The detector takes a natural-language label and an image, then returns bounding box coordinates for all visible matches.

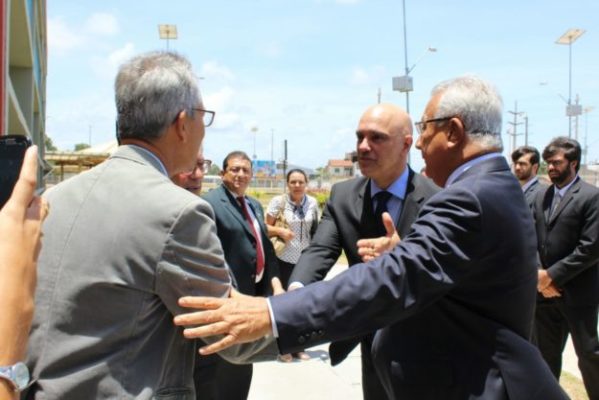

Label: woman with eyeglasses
[266,169,319,360]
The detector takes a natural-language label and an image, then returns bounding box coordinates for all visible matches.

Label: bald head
[356,103,413,188]
[360,103,413,137]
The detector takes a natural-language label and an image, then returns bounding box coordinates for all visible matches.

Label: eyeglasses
[182,159,212,176]
[415,116,454,135]
[172,108,216,127]
[193,108,216,127]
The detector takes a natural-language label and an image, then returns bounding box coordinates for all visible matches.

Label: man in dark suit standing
[511,145,547,207]
[532,137,599,399]
[175,76,566,400]
[288,103,438,399]
[200,150,280,400]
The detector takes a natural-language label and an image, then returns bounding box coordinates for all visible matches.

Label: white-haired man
[24,52,275,399]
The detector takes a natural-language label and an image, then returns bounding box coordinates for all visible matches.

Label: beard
[549,167,573,186]
[515,169,531,182]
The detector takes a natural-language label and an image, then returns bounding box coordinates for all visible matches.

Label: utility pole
[524,115,529,146]
[507,101,524,154]
[377,87,381,104]
[283,140,288,193]
[574,94,581,141]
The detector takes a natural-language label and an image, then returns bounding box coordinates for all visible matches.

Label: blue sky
[46,0,599,171]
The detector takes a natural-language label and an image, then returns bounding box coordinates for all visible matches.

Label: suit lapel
[247,198,268,239]
[548,178,580,224]
[219,186,254,237]
[397,169,423,237]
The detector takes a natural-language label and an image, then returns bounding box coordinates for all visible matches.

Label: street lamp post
[158,24,178,50]
[392,0,437,114]
[556,28,585,138]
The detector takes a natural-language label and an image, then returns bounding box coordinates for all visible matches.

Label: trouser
[194,353,253,400]
[534,299,599,400]
[361,334,390,400]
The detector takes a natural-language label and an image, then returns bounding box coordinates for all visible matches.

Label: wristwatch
[0,362,30,392]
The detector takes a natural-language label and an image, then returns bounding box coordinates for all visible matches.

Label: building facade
[1,0,47,181]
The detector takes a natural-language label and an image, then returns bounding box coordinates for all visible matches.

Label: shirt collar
[554,175,578,197]
[370,167,409,200]
[129,144,168,176]
[522,176,539,193]
[445,152,503,187]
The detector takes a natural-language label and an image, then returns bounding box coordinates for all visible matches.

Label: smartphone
[0,135,32,209]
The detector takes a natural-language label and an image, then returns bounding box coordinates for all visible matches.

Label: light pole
[392,0,437,114]
[555,28,585,138]
[251,126,258,160]
[158,24,178,50]
[583,106,594,165]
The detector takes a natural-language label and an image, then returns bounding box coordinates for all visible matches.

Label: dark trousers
[360,334,390,400]
[277,258,295,289]
[194,354,253,400]
[534,299,599,399]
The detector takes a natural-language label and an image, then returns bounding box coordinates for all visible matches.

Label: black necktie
[374,191,392,235]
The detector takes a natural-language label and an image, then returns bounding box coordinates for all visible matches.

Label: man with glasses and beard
[532,137,599,399]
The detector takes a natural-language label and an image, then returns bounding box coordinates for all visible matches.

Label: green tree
[74,143,91,151]
[45,135,57,151]
[208,164,221,175]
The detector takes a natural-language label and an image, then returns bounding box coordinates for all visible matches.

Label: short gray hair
[431,75,503,151]
[115,51,202,140]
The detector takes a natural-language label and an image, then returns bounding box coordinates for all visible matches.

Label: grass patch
[560,371,588,400]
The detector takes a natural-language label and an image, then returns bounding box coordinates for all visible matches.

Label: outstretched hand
[174,278,282,355]
[356,212,400,262]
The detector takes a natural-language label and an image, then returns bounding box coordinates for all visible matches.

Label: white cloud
[200,61,235,81]
[85,12,119,36]
[90,42,136,80]
[204,86,240,130]
[48,17,85,55]
[108,43,135,68]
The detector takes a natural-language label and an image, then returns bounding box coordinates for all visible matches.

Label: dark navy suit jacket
[271,157,566,400]
[203,184,279,296]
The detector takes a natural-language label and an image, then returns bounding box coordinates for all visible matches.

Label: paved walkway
[248,264,583,399]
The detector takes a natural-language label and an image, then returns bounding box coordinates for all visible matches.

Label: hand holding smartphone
[0,135,32,209]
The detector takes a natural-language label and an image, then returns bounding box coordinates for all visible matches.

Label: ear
[446,117,465,149]
[173,110,189,142]
[402,133,413,153]
[532,163,539,175]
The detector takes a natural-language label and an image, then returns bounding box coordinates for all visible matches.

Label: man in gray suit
[288,103,439,400]
[24,52,274,399]
[511,145,546,207]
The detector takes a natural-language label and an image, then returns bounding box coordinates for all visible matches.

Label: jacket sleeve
[156,198,278,363]
[547,189,599,286]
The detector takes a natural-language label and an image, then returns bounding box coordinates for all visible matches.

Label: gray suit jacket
[25,145,275,400]
[523,178,547,208]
